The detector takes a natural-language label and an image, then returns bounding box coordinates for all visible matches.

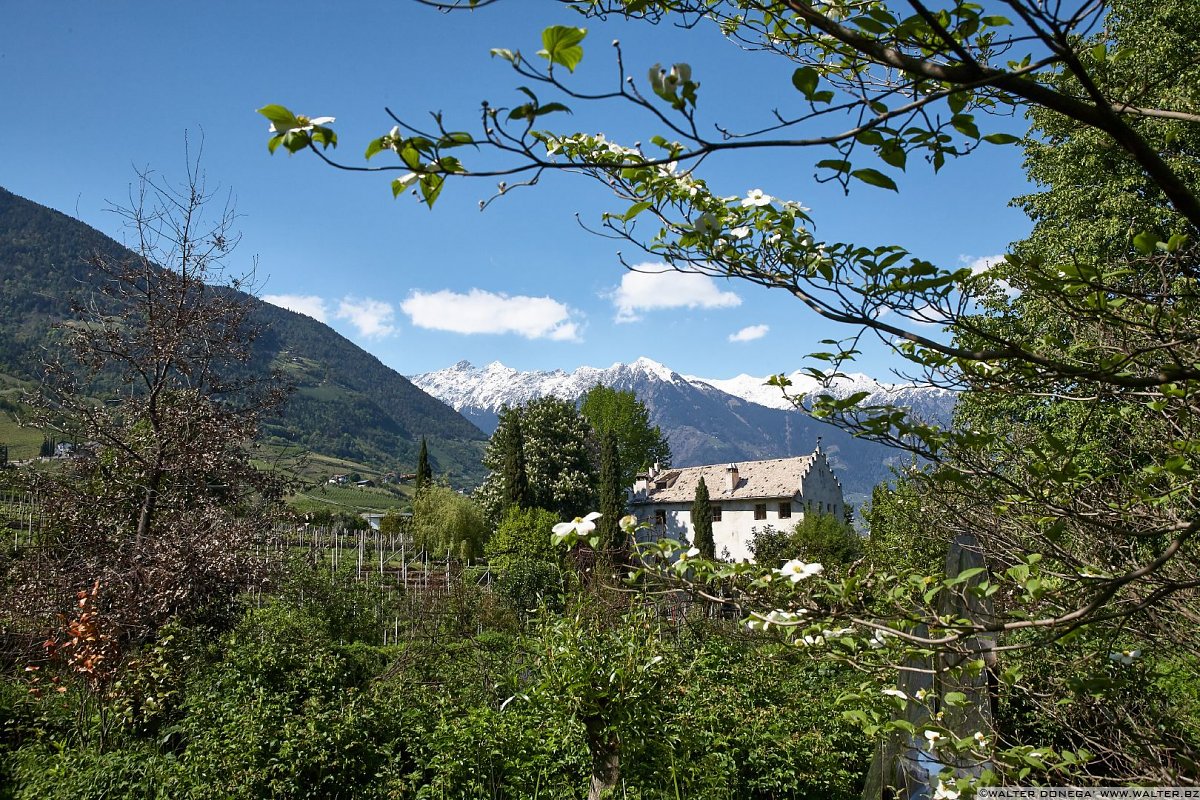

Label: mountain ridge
[410,358,956,504]
[0,186,488,485]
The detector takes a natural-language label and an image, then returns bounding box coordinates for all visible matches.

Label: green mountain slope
[0,186,487,485]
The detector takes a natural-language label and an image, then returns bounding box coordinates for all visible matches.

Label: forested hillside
[0,187,487,484]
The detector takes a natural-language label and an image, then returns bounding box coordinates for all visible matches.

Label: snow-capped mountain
[409,357,956,505]
[686,369,956,427]
[410,357,697,431]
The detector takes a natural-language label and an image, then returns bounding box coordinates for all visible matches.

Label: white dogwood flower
[1109,649,1142,665]
[268,114,335,134]
[552,512,602,544]
[741,188,773,207]
[775,559,824,582]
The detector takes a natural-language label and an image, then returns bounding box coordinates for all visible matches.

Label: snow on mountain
[682,371,873,410]
[685,369,956,424]
[412,358,953,425]
[409,357,957,507]
[409,357,697,431]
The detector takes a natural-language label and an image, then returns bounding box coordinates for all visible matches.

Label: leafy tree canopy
[412,484,488,560]
[579,385,670,489]
[477,396,597,523]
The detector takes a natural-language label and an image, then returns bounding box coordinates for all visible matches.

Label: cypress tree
[501,415,530,510]
[415,437,432,491]
[597,430,625,550]
[691,477,715,559]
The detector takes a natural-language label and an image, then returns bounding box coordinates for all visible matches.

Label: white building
[628,447,845,561]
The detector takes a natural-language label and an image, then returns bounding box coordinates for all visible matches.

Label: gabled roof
[631,453,831,504]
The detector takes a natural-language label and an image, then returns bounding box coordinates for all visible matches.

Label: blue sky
[4,2,1032,380]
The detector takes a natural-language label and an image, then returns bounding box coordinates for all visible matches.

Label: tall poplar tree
[415,436,432,491]
[597,430,625,550]
[691,477,714,559]
[501,414,530,510]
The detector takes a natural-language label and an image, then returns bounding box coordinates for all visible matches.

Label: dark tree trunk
[584,716,620,800]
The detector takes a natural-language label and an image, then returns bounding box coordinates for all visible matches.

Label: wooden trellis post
[861,531,994,800]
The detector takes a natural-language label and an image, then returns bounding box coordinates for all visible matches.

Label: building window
[754,503,767,520]
[711,504,722,522]
[654,510,667,526]
[778,501,792,519]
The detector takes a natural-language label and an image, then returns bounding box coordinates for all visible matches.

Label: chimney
[725,463,739,493]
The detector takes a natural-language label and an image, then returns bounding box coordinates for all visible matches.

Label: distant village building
[628,446,845,562]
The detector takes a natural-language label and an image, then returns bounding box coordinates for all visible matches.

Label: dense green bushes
[0,561,872,799]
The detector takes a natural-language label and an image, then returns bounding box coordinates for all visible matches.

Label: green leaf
[534,102,572,117]
[508,104,535,121]
[490,48,518,63]
[257,104,298,131]
[282,131,309,154]
[816,159,851,174]
[438,132,475,148]
[951,114,980,139]
[623,201,653,221]
[538,26,587,73]
[398,144,423,170]
[365,137,386,160]
[983,132,1021,145]
[420,173,446,208]
[391,174,419,198]
[855,16,888,35]
[851,168,899,192]
[879,141,907,170]
[309,127,336,149]
[1090,43,1107,62]
[1133,231,1160,254]
[1006,564,1030,584]
[792,66,819,98]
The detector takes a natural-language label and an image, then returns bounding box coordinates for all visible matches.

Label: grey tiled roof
[631,454,824,504]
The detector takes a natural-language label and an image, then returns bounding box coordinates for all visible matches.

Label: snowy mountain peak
[410,358,954,425]
[628,356,676,381]
[408,357,958,505]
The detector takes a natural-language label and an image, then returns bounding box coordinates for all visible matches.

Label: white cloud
[335,297,397,339]
[262,294,329,322]
[960,253,1018,297]
[962,254,1006,275]
[400,289,582,341]
[610,266,742,322]
[728,324,769,343]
